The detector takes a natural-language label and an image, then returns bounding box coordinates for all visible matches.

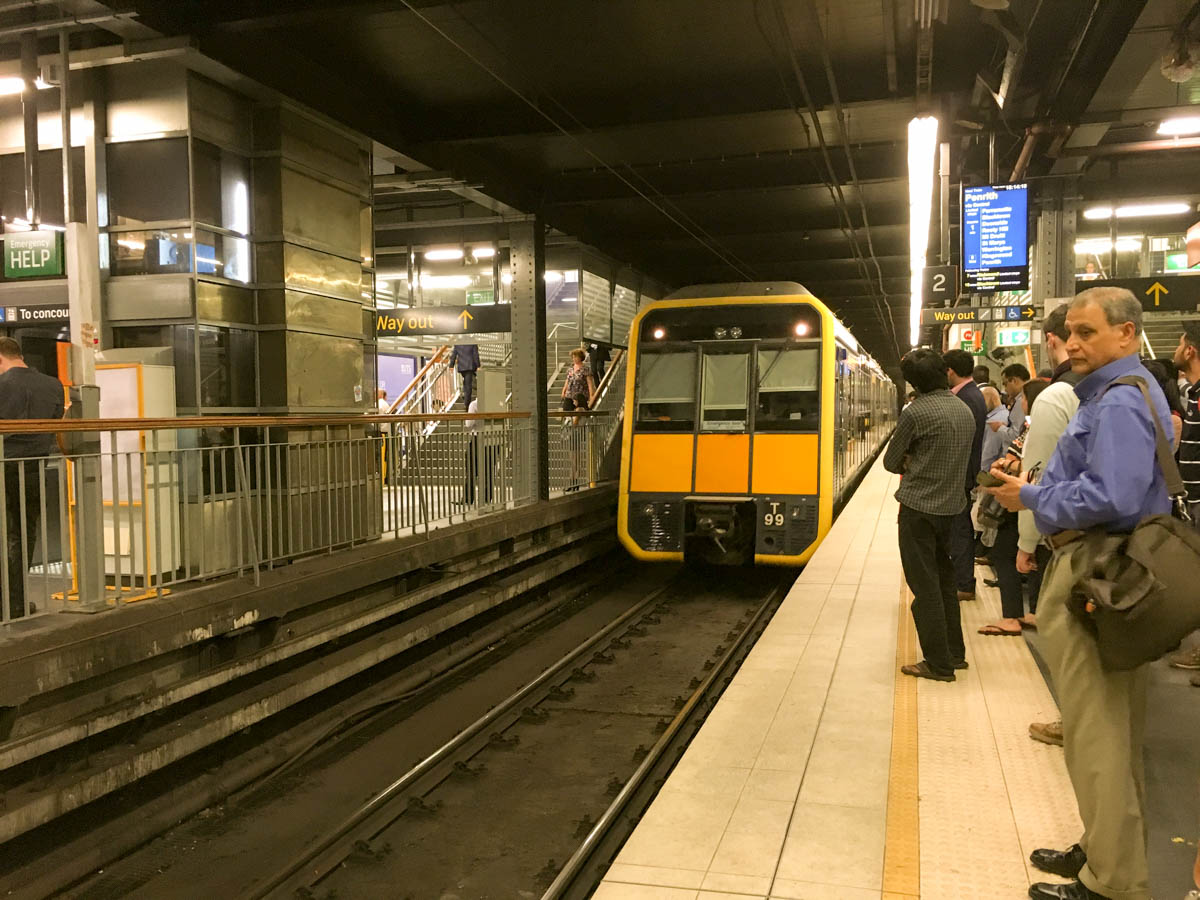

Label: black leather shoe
[1030,843,1086,878]
[1028,881,1108,900]
[952,659,969,670]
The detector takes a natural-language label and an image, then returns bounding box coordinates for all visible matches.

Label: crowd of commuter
[886,287,1200,900]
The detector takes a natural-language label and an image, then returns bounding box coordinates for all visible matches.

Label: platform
[597,456,1194,899]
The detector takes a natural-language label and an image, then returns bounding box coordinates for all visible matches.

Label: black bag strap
[1108,376,1191,521]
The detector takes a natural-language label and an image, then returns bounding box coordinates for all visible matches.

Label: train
[617,282,896,566]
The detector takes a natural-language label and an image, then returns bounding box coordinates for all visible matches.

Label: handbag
[1069,375,1200,671]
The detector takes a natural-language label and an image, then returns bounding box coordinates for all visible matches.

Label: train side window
[700,351,749,431]
[635,350,696,431]
[755,347,819,432]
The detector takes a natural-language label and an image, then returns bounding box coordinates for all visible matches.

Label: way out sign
[4,229,63,278]
[375,303,511,337]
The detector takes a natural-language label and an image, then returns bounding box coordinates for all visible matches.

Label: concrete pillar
[509,220,548,502]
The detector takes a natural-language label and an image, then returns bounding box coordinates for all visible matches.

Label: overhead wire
[442,3,761,283]
[761,0,902,358]
[799,0,904,356]
[395,0,758,282]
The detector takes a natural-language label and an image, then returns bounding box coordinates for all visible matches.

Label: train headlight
[714,327,727,339]
[794,322,810,336]
[729,326,743,339]
[652,327,666,340]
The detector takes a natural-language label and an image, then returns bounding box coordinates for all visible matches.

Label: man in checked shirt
[883,347,976,682]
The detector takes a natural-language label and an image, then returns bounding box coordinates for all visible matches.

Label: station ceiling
[8,0,1200,369]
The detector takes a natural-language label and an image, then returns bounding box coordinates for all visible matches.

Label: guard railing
[0,410,619,626]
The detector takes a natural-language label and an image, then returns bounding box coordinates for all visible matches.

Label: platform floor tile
[599,458,1079,899]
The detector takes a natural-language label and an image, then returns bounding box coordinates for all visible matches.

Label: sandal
[978,623,1022,636]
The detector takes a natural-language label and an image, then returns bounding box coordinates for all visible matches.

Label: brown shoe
[1029,720,1063,746]
[957,590,977,602]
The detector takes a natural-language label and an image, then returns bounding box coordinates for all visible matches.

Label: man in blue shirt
[987,287,1170,900]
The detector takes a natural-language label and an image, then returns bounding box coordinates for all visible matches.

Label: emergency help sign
[4,230,63,278]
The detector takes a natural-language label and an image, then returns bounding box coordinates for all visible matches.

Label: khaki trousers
[1040,539,1150,900]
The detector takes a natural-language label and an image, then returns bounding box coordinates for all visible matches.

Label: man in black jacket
[944,349,987,601]
[0,337,64,620]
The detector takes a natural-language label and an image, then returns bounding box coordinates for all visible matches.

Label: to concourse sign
[1076,275,1200,313]
[375,303,511,337]
[921,304,1036,326]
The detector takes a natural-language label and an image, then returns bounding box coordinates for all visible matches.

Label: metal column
[1032,190,1077,371]
[68,66,106,609]
[509,219,548,502]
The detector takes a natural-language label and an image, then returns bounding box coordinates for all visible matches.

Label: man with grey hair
[986,287,1171,900]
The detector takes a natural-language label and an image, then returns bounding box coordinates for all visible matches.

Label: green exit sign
[996,327,1031,347]
[466,289,494,306]
[4,230,63,278]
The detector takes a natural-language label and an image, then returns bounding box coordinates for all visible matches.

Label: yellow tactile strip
[882,580,920,897]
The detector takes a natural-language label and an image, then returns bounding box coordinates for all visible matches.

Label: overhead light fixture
[544,270,563,283]
[471,246,496,259]
[0,76,51,96]
[1082,202,1190,219]
[1157,116,1200,137]
[907,115,939,347]
[424,248,463,261]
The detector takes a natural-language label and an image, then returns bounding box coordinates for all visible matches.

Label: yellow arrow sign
[1146,281,1169,306]
[457,309,474,327]
[1021,306,1035,319]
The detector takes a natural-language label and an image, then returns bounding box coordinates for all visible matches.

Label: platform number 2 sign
[923,265,958,306]
[764,502,784,527]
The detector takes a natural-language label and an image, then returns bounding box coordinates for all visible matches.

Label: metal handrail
[589,349,625,408]
[388,345,450,414]
[0,412,532,434]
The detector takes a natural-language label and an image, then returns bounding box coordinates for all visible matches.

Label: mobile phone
[976,470,1005,488]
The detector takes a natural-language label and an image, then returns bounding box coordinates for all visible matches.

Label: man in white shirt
[1020,305,1081,749]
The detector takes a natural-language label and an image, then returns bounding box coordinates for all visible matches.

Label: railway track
[50,567,786,900]
[250,570,785,899]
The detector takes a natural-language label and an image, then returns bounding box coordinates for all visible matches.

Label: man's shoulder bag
[1069,375,1200,671]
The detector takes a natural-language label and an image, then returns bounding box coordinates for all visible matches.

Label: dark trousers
[992,514,1025,619]
[464,437,495,505]
[898,503,964,674]
[1024,543,1050,614]
[5,460,41,620]
[460,370,476,408]
[949,498,976,593]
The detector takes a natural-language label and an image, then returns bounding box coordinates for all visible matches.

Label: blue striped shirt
[1019,354,1172,534]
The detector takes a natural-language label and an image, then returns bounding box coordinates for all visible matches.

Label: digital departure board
[962,183,1029,293]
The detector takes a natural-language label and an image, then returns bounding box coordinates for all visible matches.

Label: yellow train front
[618,282,896,566]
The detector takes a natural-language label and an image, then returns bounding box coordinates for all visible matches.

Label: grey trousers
[1039,539,1151,900]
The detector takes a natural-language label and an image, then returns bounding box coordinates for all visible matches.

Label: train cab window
[700,351,749,431]
[635,350,696,431]
[754,347,819,432]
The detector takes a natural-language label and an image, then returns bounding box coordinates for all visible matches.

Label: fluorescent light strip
[1157,116,1200,137]
[1082,202,1190,220]
[907,116,939,347]
[424,248,463,261]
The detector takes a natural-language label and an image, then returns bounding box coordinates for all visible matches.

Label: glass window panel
[636,350,696,431]
[192,139,251,234]
[195,228,252,283]
[755,347,820,432]
[110,228,193,276]
[197,325,256,408]
[701,351,748,431]
[107,138,190,226]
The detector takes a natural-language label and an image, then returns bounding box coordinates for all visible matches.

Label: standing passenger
[447,343,480,408]
[562,348,596,409]
[943,350,987,602]
[883,348,976,682]
[987,287,1171,900]
[0,338,65,620]
[1167,324,1200,675]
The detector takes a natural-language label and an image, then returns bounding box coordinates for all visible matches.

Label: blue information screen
[962,183,1029,293]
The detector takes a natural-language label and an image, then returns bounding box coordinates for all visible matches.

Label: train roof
[651,282,890,382]
[663,282,812,301]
